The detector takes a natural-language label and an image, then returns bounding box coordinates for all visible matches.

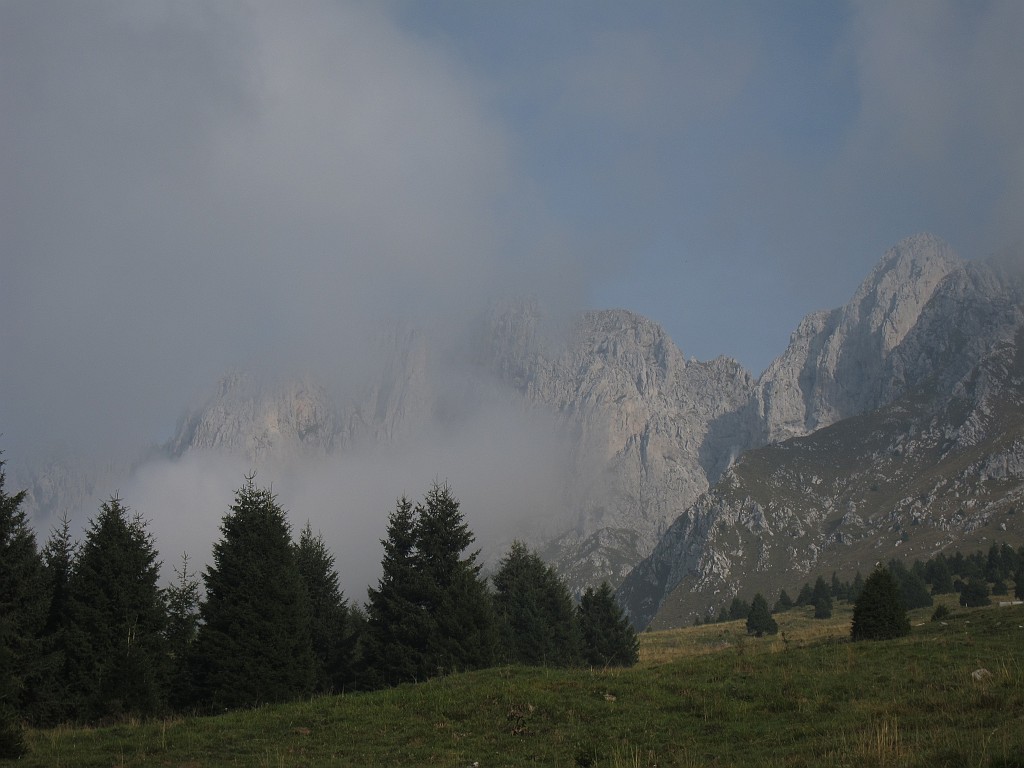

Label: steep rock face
[482,307,757,586]
[756,234,961,442]
[885,257,1024,400]
[168,372,340,462]
[336,327,435,449]
[167,327,437,462]
[620,251,1024,629]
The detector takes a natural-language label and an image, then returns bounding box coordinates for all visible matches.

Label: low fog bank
[120,384,576,602]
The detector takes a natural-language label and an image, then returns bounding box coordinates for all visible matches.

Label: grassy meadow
[13,599,1024,767]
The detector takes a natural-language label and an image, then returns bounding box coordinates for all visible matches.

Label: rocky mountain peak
[755,233,961,442]
[168,371,338,461]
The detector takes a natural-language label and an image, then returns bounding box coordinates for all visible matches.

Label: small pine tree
[889,560,932,609]
[851,567,910,641]
[577,582,638,667]
[850,571,865,602]
[811,576,830,605]
[985,543,1006,582]
[830,572,843,599]
[795,582,814,606]
[728,597,751,621]
[1000,543,1019,576]
[927,558,955,595]
[164,553,200,710]
[813,595,833,619]
[811,577,833,619]
[745,593,778,637]
[959,578,991,608]
[492,541,579,667]
[773,589,794,613]
[191,475,314,710]
[1015,562,1024,600]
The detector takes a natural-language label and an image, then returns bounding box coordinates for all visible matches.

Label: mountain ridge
[13,234,1024,609]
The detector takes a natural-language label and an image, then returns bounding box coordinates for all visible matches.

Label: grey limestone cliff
[620,243,1024,629]
[756,233,961,443]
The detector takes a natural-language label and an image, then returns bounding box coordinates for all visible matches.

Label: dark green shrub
[851,567,910,641]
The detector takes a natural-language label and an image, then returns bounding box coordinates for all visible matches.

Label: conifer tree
[773,589,794,613]
[492,541,580,667]
[32,514,77,725]
[164,553,200,710]
[728,596,751,621]
[830,571,844,599]
[363,496,431,687]
[850,571,865,601]
[959,578,991,608]
[851,567,910,641]
[1015,562,1024,600]
[985,543,1006,581]
[0,455,44,755]
[888,559,932,609]
[926,558,955,594]
[413,482,497,676]
[64,496,169,720]
[795,582,814,606]
[577,582,639,667]
[295,523,351,693]
[810,576,833,618]
[746,593,778,637]
[191,475,313,710]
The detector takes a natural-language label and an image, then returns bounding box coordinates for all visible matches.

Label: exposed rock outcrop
[756,233,961,442]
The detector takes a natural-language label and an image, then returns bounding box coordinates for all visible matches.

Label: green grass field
[14,601,1024,767]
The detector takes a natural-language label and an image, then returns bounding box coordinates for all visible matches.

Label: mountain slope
[619,252,1024,628]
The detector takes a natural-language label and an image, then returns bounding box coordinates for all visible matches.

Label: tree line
[699,542,1024,642]
[0,454,637,757]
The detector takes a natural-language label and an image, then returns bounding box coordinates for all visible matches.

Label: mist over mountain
[13,234,1024,611]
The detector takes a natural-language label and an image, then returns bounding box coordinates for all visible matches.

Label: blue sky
[389,1,1022,369]
[2,0,1023,456]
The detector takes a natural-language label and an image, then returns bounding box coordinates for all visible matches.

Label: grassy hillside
[14,602,1024,767]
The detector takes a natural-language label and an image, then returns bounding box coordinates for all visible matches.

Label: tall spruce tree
[0,454,45,755]
[577,582,639,667]
[811,576,833,619]
[295,523,351,693]
[492,541,580,667]
[364,484,496,687]
[746,593,778,637]
[64,496,169,721]
[851,567,910,641]
[413,482,496,676]
[191,475,314,710]
[363,496,430,687]
[32,513,78,725]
